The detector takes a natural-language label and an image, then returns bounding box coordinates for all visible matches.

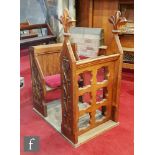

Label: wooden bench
[20,23,57,48]
[20,20,36,39]
[29,43,80,116]
[29,43,62,116]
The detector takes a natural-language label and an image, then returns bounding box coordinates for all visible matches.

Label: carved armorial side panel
[108,11,127,122]
[60,9,78,143]
[29,50,47,117]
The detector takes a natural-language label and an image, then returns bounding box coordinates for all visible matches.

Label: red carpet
[20,53,134,155]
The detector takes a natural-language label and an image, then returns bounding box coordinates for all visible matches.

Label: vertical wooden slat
[90,69,97,127]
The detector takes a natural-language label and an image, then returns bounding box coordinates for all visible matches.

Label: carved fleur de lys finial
[109,11,127,30]
[60,8,76,34]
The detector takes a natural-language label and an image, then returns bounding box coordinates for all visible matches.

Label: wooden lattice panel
[76,61,116,135]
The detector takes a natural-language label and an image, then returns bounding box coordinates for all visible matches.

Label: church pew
[20,23,57,48]
[29,43,62,116]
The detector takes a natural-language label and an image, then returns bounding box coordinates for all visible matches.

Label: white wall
[57,0,75,41]
[20,0,75,41]
[20,0,46,24]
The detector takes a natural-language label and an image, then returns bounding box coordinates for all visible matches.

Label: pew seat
[44,74,61,88]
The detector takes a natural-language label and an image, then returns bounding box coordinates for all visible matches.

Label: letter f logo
[29,138,35,150]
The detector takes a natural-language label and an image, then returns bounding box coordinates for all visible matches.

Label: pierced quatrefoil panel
[96,66,109,82]
[78,92,92,106]
[78,112,91,131]
[95,106,107,122]
[96,87,108,103]
[78,71,92,88]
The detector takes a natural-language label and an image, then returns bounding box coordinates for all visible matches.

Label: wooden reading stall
[30,9,126,147]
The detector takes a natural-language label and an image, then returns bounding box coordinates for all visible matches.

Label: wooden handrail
[20,23,53,35]
[76,54,120,69]
[21,23,48,30]
[32,42,62,50]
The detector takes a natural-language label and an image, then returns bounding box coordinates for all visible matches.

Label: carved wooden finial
[109,11,127,33]
[60,8,76,36]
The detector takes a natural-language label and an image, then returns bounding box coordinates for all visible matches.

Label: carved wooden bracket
[109,11,127,32]
[60,8,76,36]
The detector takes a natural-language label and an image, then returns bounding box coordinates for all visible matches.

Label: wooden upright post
[59,9,78,144]
[108,11,127,121]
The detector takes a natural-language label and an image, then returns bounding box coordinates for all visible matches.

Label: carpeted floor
[20,52,134,155]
